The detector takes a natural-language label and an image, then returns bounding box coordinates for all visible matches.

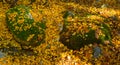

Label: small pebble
[93,46,101,58]
[0,51,6,58]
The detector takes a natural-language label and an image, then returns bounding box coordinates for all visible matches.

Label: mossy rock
[60,11,112,50]
[6,5,46,47]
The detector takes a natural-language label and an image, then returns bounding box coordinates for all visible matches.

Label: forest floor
[0,0,120,65]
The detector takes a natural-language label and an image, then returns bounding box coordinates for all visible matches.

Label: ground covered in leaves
[0,0,120,65]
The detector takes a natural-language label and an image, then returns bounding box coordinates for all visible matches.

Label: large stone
[60,11,112,50]
[6,5,46,47]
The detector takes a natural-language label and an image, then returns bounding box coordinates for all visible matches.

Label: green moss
[60,11,112,50]
[6,5,46,47]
